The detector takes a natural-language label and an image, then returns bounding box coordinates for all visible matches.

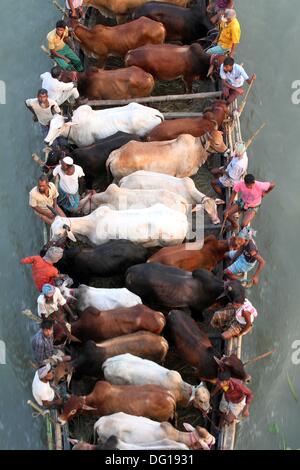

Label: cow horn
[82,404,98,412]
[68,438,79,445]
[66,371,73,389]
[210,119,218,131]
[213,356,223,367]
[47,205,59,217]
[68,334,82,344]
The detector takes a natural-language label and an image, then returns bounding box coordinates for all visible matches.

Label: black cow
[126,263,245,319]
[45,132,141,188]
[167,310,251,382]
[132,0,214,44]
[54,240,148,285]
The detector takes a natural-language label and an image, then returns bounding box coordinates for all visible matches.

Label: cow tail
[105,155,114,184]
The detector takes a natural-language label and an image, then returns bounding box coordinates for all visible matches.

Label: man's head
[38,174,49,194]
[244,174,256,189]
[37,88,48,105]
[223,56,235,73]
[42,283,56,302]
[235,142,246,158]
[56,20,67,37]
[61,156,74,172]
[217,369,232,390]
[38,363,53,382]
[224,9,237,23]
[51,66,62,80]
[41,319,54,338]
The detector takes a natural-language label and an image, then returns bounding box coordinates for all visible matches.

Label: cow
[132,0,213,44]
[82,0,188,17]
[53,333,169,381]
[148,235,239,272]
[125,263,245,318]
[94,412,215,450]
[44,103,164,147]
[147,100,229,141]
[167,310,251,383]
[43,132,142,189]
[53,305,165,343]
[52,240,148,284]
[49,204,189,247]
[103,353,211,412]
[125,43,225,92]
[106,132,227,180]
[58,381,177,424]
[58,66,155,100]
[71,436,189,450]
[58,283,142,311]
[81,184,193,215]
[119,171,225,225]
[72,19,166,66]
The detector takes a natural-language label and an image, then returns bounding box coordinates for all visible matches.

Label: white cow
[103,353,211,412]
[81,184,190,215]
[44,103,164,147]
[71,437,189,450]
[94,412,215,450]
[58,284,142,311]
[50,204,188,247]
[120,171,224,224]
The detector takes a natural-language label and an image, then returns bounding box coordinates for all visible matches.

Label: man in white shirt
[37,283,76,321]
[220,56,256,104]
[32,363,63,408]
[25,89,67,148]
[53,156,92,213]
[211,142,248,195]
[40,66,79,106]
[66,0,84,19]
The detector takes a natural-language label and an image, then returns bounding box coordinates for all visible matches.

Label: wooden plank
[87,91,222,107]
[164,112,203,119]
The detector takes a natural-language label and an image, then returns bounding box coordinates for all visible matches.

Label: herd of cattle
[25,0,253,451]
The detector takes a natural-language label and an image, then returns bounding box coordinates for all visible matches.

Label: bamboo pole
[53,0,66,16]
[245,122,267,150]
[87,91,222,107]
[238,77,255,115]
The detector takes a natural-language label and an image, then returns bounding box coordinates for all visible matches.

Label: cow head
[193,197,225,224]
[193,383,211,413]
[58,395,97,425]
[53,322,81,346]
[214,354,251,383]
[71,436,119,451]
[224,280,246,304]
[182,423,215,450]
[206,130,228,154]
[50,216,77,243]
[207,54,226,79]
[53,360,74,385]
[44,114,77,146]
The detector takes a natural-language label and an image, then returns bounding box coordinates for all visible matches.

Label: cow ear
[214,356,223,367]
[215,199,225,205]
[82,404,97,411]
[67,231,77,242]
[183,423,195,432]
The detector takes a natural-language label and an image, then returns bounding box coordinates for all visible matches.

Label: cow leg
[183,76,193,93]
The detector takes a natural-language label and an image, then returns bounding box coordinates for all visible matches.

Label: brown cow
[54,332,169,382]
[125,43,224,92]
[148,235,240,272]
[83,0,188,17]
[147,100,229,141]
[58,381,176,425]
[59,66,155,100]
[73,18,166,66]
[54,305,166,343]
[167,310,251,383]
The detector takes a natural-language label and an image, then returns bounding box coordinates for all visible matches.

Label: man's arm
[53,199,66,218]
[230,43,238,58]
[68,0,77,17]
[78,176,86,196]
[241,310,253,335]
[32,205,55,218]
[25,100,38,121]
[225,190,237,211]
[50,49,71,63]
[20,256,35,265]
[263,181,276,196]
[42,397,63,408]
[246,74,256,85]
[252,253,266,285]
[63,303,77,321]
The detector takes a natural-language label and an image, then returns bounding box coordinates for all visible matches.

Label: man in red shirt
[214,370,253,426]
[20,247,63,292]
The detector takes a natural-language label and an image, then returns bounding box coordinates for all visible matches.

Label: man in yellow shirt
[47,20,83,71]
[207,9,241,57]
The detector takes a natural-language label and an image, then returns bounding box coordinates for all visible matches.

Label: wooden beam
[164,112,203,119]
[87,91,222,107]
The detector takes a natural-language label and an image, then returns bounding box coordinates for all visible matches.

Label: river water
[0,0,299,450]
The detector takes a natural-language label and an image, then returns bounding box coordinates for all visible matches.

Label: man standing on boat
[29,174,66,225]
[206,9,241,57]
[224,174,276,231]
[66,0,84,19]
[40,66,80,106]
[32,363,63,408]
[214,370,254,426]
[211,142,248,195]
[31,320,55,365]
[47,20,84,72]
[20,246,64,292]
[220,57,256,105]
[207,0,234,25]
[37,284,76,322]
[224,227,266,286]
